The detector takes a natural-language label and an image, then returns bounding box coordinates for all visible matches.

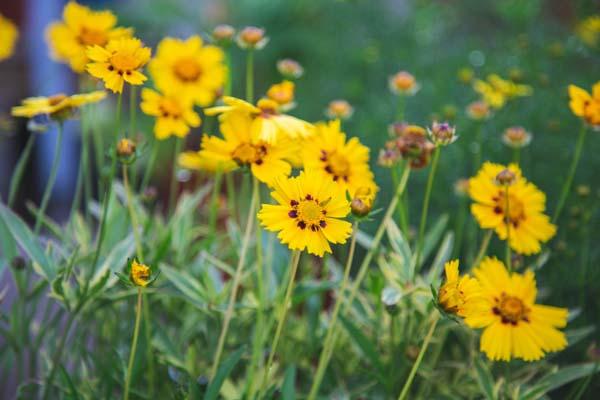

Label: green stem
[246,50,254,103]
[415,146,441,269]
[129,86,139,185]
[225,49,232,97]
[473,229,493,267]
[123,165,143,260]
[34,123,64,235]
[259,250,302,396]
[210,178,259,378]
[552,124,587,223]
[396,95,406,122]
[512,147,520,164]
[42,312,76,400]
[123,288,143,400]
[81,106,92,223]
[208,171,223,244]
[397,313,439,400]
[307,223,358,400]
[70,155,84,218]
[141,138,158,191]
[473,122,483,171]
[8,133,36,207]
[169,138,183,213]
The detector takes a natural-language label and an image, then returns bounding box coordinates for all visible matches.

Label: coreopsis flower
[302,119,378,198]
[575,15,600,48]
[387,123,435,169]
[0,14,18,62]
[258,170,352,256]
[212,24,235,46]
[130,259,151,287]
[502,126,532,149]
[468,162,556,255]
[267,80,295,109]
[568,82,600,128]
[277,58,304,79]
[428,121,457,146]
[325,99,354,121]
[438,260,483,318]
[473,74,532,109]
[140,88,201,140]
[11,91,106,121]
[466,100,492,121]
[46,1,132,73]
[236,26,268,50]
[389,71,419,96]
[149,36,226,106]
[205,96,313,144]
[178,111,297,185]
[350,186,376,217]
[464,257,568,362]
[116,138,136,157]
[86,37,151,94]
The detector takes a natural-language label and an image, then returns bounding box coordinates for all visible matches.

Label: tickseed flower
[267,80,295,110]
[389,71,419,96]
[11,91,106,121]
[438,260,483,318]
[130,259,151,287]
[464,257,568,362]
[575,15,600,48]
[149,36,226,106]
[140,88,201,140]
[0,14,18,62]
[466,100,492,121]
[116,138,136,158]
[302,119,378,198]
[351,187,376,217]
[86,37,151,94]
[502,126,532,149]
[469,162,556,255]
[277,58,304,79]
[258,170,352,257]
[178,111,297,185]
[473,74,532,109]
[325,99,354,121]
[568,82,600,129]
[212,24,235,46]
[205,96,313,144]
[428,121,457,146]
[236,26,268,50]
[387,123,435,169]
[46,1,132,73]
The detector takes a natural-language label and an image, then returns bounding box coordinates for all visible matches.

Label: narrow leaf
[204,346,245,400]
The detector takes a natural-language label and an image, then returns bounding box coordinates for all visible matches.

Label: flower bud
[277,58,304,79]
[378,148,400,168]
[502,126,532,149]
[116,138,136,158]
[130,259,151,287]
[495,169,517,186]
[466,100,491,121]
[325,99,354,120]
[388,71,419,96]
[267,80,295,107]
[212,24,235,46]
[351,187,375,217]
[236,26,268,50]
[11,256,26,270]
[428,121,457,146]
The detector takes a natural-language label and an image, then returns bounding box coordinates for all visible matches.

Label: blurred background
[1,0,599,391]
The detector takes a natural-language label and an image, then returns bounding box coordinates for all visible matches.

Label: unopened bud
[351,187,375,217]
[277,58,304,79]
[212,24,235,45]
[495,169,516,186]
[466,100,491,121]
[236,26,268,50]
[389,71,419,96]
[325,99,354,120]
[116,138,136,158]
[502,126,532,149]
[428,121,457,146]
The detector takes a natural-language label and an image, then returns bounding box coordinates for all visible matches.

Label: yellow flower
[575,15,600,48]
[86,37,151,94]
[302,119,377,198]
[178,111,297,185]
[140,88,201,140]
[568,83,600,128]
[11,91,106,120]
[46,1,132,73]
[464,257,568,362]
[258,170,352,257]
[468,162,556,255]
[473,74,532,109]
[350,186,376,217]
[267,80,295,108]
[438,260,483,318]
[149,36,226,107]
[206,96,313,144]
[0,13,18,62]
[130,259,151,287]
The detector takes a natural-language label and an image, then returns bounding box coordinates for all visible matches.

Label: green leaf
[519,363,600,400]
[161,264,207,306]
[204,346,245,400]
[339,314,385,378]
[0,203,55,281]
[419,214,448,269]
[426,232,454,284]
[565,326,595,348]
[0,216,17,275]
[355,229,375,250]
[385,219,413,280]
[474,357,496,400]
[282,365,296,400]
[92,234,135,289]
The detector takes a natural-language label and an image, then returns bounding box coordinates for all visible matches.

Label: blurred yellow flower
[325,99,354,120]
[502,126,532,149]
[473,74,532,109]
[469,162,556,255]
[140,88,201,140]
[466,100,492,121]
[389,71,419,96]
[465,257,567,362]
[457,67,474,84]
[438,260,483,318]
[350,186,376,217]
[149,36,226,107]
[130,259,151,287]
[12,91,106,120]
[178,111,297,185]
[258,170,352,257]
[0,14,18,62]
[267,80,295,108]
[86,37,151,93]
[206,96,313,144]
[575,15,600,48]
[302,119,377,198]
[46,1,132,73]
[568,83,600,128]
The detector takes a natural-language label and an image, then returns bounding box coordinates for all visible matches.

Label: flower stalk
[8,132,36,207]
[123,287,143,400]
[415,146,441,269]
